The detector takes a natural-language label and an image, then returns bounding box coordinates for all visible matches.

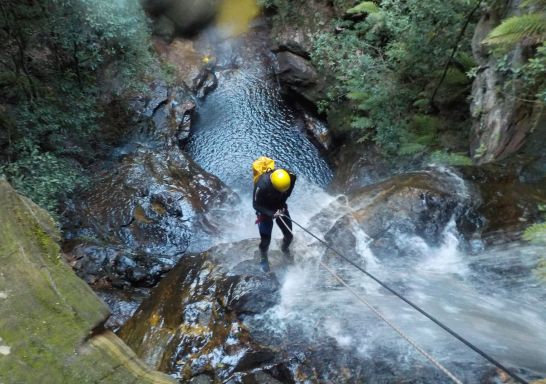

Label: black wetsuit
[253,170,297,256]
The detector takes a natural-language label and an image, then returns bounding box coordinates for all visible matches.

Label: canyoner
[252,156,297,272]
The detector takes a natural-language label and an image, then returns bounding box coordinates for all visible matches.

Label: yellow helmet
[270,169,291,192]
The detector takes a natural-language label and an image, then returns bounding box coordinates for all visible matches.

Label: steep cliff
[0,179,175,384]
[470,4,545,165]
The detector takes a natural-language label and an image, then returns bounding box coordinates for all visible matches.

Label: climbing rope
[277,215,463,384]
[319,260,463,384]
[275,214,528,384]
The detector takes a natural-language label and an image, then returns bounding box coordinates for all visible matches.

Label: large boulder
[321,169,472,264]
[118,236,465,384]
[268,0,336,105]
[0,180,175,384]
[151,37,220,100]
[274,49,326,105]
[324,165,546,265]
[458,165,546,244]
[63,146,238,287]
[118,240,283,382]
[99,69,196,146]
[65,73,237,288]
[128,81,196,145]
[275,51,318,90]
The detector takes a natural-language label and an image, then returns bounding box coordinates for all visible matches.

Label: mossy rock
[0,179,175,384]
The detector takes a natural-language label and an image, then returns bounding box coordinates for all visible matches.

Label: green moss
[0,180,175,383]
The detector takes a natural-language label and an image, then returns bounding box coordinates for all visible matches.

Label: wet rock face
[118,249,281,382]
[152,37,221,100]
[325,165,546,261]
[65,71,239,288]
[0,180,175,384]
[324,170,471,261]
[129,82,196,145]
[302,111,332,152]
[274,49,325,105]
[458,165,546,244]
[275,51,318,89]
[268,0,337,106]
[328,144,405,192]
[193,68,219,99]
[469,7,544,164]
[63,146,238,287]
[269,0,337,54]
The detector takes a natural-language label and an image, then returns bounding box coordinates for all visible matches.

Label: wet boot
[259,250,270,273]
[281,238,294,265]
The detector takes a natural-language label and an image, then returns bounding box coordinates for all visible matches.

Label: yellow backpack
[252,156,275,184]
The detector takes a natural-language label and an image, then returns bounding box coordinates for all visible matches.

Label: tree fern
[484,13,546,50]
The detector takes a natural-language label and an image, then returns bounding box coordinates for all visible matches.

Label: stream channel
[175,12,546,384]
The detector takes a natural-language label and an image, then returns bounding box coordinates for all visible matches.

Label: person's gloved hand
[273,209,285,218]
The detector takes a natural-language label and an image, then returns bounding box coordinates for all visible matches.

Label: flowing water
[185,54,333,190]
[183,11,546,384]
[262,214,546,382]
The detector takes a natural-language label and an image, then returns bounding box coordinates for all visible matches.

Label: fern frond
[455,52,477,71]
[351,116,373,129]
[415,134,435,145]
[347,1,380,15]
[347,91,369,101]
[442,67,471,86]
[410,114,441,135]
[398,142,426,156]
[523,222,546,244]
[484,13,546,49]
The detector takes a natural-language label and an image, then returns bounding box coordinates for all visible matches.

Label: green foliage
[347,2,380,14]
[429,150,473,166]
[484,0,546,103]
[523,223,546,244]
[443,67,472,86]
[0,0,155,212]
[398,142,427,156]
[0,92,99,210]
[1,148,83,212]
[522,42,546,102]
[534,259,546,282]
[484,14,546,50]
[308,0,477,153]
[523,202,546,245]
[257,0,276,7]
[521,0,546,7]
[410,115,441,135]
